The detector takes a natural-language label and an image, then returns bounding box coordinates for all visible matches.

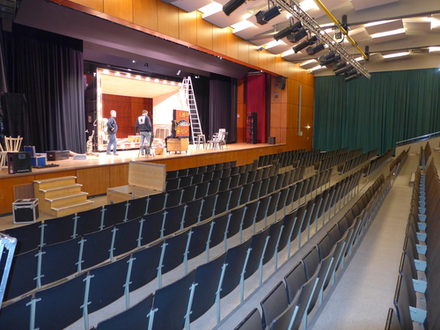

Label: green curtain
[313,68,440,153]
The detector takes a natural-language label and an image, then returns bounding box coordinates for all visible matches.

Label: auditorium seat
[0,294,32,329]
[239,182,253,205]
[227,207,245,240]
[34,273,86,330]
[181,185,196,204]
[126,197,148,221]
[147,192,167,214]
[149,270,195,329]
[260,281,289,328]
[103,201,128,227]
[166,177,179,191]
[129,243,162,292]
[190,254,226,322]
[241,201,259,234]
[195,181,209,200]
[183,198,203,227]
[209,214,230,252]
[244,227,270,282]
[95,293,154,330]
[303,247,320,279]
[40,237,80,285]
[277,212,297,257]
[5,221,41,255]
[163,204,185,235]
[229,186,243,210]
[307,254,334,314]
[215,191,231,215]
[284,262,307,303]
[160,230,191,275]
[76,207,103,235]
[43,214,76,245]
[112,219,141,256]
[208,179,220,195]
[80,227,113,270]
[234,308,263,330]
[262,220,284,268]
[87,256,130,314]
[200,194,217,220]
[165,189,182,208]
[139,212,163,245]
[188,221,212,260]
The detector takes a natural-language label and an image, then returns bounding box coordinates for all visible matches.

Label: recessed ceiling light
[382,51,410,59]
[364,20,395,28]
[429,46,440,53]
[431,18,440,29]
[231,20,254,32]
[199,2,222,18]
[371,28,406,39]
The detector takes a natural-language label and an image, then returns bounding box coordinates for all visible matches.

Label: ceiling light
[429,46,440,53]
[145,77,151,81]
[354,56,364,62]
[281,49,295,57]
[371,28,406,39]
[135,75,142,80]
[256,5,281,25]
[306,43,325,55]
[132,60,136,63]
[176,70,181,76]
[200,2,222,17]
[432,18,440,29]
[300,59,317,67]
[309,65,325,72]
[274,21,302,40]
[300,0,319,12]
[263,39,286,50]
[231,20,254,32]
[287,28,307,43]
[223,0,246,16]
[154,78,159,83]
[382,51,410,59]
[293,35,318,53]
[102,69,110,74]
[364,20,395,28]
[115,72,120,76]
[242,13,252,20]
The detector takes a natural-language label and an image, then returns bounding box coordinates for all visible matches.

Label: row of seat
[257,150,305,168]
[2,166,324,303]
[337,150,376,174]
[314,149,361,172]
[390,157,439,330]
[6,162,298,255]
[236,174,391,330]
[364,148,394,176]
[165,161,236,180]
[0,165,364,329]
[418,142,431,168]
[165,162,260,191]
[390,148,409,176]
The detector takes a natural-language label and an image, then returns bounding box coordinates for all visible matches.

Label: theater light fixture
[306,43,325,55]
[334,64,353,75]
[345,72,360,82]
[287,28,307,43]
[293,35,318,53]
[223,0,246,16]
[256,2,281,25]
[272,0,370,78]
[319,52,341,66]
[274,21,302,40]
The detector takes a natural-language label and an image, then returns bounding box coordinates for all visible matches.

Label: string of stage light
[273,0,371,79]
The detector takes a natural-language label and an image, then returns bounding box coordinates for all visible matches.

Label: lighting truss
[273,0,371,79]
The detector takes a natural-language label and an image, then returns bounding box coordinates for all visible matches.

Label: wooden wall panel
[77,167,110,196]
[237,39,249,64]
[196,12,213,50]
[109,164,129,187]
[226,32,238,59]
[178,10,197,44]
[104,0,133,22]
[236,79,246,143]
[157,1,179,38]
[212,27,228,55]
[72,0,103,11]
[133,0,158,31]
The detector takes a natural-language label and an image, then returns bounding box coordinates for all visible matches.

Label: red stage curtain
[246,74,266,143]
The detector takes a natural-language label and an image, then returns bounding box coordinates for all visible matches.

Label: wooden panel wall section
[196,12,213,50]
[104,0,133,22]
[76,167,110,196]
[236,79,246,143]
[71,0,103,11]
[178,10,197,44]
[157,0,179,39]
[133,0,158,31]
[109,164,129,188]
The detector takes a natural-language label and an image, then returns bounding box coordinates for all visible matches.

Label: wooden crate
[167,138,189,153]
[107,161,166,203]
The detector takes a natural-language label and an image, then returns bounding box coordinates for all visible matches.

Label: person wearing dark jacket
[136,110,152,156]
[106,110,118,155]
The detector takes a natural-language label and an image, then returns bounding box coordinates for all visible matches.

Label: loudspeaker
[276,76,286,90]
[7,152,32,174]
[268,136,276,144]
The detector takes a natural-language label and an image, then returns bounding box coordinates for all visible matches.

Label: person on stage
[106,110,118,155]
[136,109,152,156]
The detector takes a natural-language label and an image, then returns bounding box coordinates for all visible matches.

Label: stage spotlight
[318,52,341,66]
[274,21,302,40]
[256,5,281,25]
[176,70,181,76]
[293,35,317,53]
[287,28,307,43]
[223,0,246,16]
[306,43,325,55]
[334,61,347,70]
[334,64,353,75]
[345,72,360,82]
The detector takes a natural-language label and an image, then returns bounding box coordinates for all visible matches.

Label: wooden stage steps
[34,176,94,217]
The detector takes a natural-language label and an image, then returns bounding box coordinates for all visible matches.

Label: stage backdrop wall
[102,94,152,138]
[247,74,267,144]
[314,68,440,153]
[3,24,86,153]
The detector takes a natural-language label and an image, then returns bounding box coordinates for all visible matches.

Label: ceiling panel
[351,0,400,11]
[371,31,407,44]
[365,19,403,35]
[170,0,211,13]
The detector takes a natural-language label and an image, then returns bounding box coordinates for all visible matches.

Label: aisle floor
[311,154,418,330]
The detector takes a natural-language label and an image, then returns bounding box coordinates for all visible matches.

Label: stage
[0,143,287,214]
